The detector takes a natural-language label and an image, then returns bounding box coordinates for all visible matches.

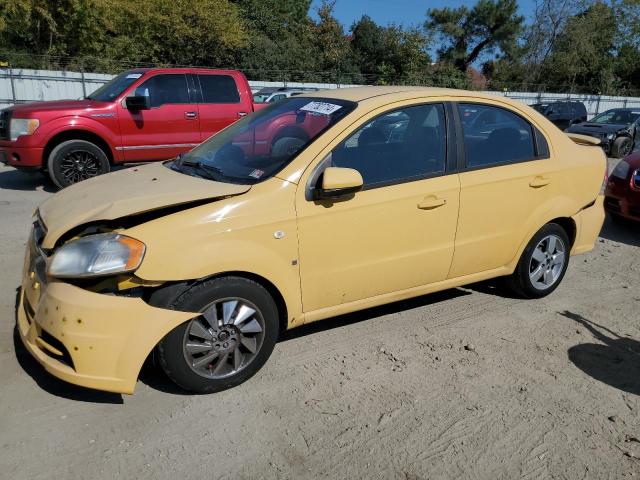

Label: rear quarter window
[198,75,241,103]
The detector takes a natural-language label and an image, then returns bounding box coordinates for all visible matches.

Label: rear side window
[198,74,241,103]
[331,103,446,188]
[134,74,190,107]
[458,103,536,168]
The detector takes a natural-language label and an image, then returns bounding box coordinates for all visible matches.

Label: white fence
[2,67,640,117]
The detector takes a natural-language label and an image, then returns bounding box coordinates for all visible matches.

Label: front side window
[87,70,143,102]
[458,103,535,168]
[198,75,240,103]
[134,74,190,108]
[329,103,447,188]
[171,97,356,184]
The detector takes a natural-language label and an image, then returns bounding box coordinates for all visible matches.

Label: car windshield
[590,109,640,125]
[86,71,144,102]
[170,97,356,184]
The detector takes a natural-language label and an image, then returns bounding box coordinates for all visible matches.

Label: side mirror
[315,167,363,200]
[570,118,583,125]
[126,95,151,111]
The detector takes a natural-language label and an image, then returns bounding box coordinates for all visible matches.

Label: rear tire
[610,136,633,159]
[47,139,110,188]
[157,276,279,394]
[506,223,570,299]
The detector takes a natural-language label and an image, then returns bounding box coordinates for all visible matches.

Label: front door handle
[418,196,446,210]
[185,111,198,119]
[529,176,551,188]
[238,111,248,117]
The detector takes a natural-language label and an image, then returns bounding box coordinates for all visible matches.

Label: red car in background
[604,152,640,223]
[0,68,274,188]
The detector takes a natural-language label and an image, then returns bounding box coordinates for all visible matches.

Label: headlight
[607,133,615,140]
[10,118,40,141]
[610,160,631,179]
[47,233,146,278]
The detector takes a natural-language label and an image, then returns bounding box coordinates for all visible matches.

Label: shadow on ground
[0,169,56,192]
[599,215,640,248]
[561,310,640,396]
[280,287,471,342]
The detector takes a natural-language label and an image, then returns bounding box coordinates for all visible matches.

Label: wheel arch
[147,271,290,336]
[507,214,577,273]
[43,129,115,167]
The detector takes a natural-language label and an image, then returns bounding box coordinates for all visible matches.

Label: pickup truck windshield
[86,71,144,102]
[171,97,357,184]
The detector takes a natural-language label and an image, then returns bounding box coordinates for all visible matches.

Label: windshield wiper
[176,155,226,181]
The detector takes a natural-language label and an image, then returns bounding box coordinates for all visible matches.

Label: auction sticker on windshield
[300,101,342,115]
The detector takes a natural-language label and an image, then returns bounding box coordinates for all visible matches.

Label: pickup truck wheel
[271,135,308,157]
[47,139,110,188]
[157,276,279,394]
[610,136,633,159]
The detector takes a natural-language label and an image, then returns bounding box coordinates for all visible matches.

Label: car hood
[38,162,251,249]
[567,122,628,134]
[8,99,113,115]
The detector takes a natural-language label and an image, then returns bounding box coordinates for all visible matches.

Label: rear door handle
[529,176,551,188]
[185,111,198,119]
[418,197,446,210]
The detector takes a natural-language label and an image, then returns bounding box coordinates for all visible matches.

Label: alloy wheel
[529,234,566,290]
[182,298,265,379]
[59,150,102,183]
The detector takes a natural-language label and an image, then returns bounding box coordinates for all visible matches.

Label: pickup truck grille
[0,109,11,140]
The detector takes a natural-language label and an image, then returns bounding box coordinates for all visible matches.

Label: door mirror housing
[315,167,363,200]
[569,118,583,126]
[126,95,151,111]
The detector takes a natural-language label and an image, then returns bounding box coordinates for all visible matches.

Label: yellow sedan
[18,87,606,394]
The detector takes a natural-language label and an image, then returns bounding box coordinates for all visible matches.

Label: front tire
[47,139,110,188]
[157,277,279,394]
[506,223,570,299]
[610,136,633,159]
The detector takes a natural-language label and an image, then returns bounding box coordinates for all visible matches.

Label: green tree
[351,15,431,84]
[426,0,524,72]
[540,2,618,93]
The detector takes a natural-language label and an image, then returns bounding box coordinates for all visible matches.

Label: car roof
[299,86,547,111]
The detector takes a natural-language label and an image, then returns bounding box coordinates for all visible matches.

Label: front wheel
[157,277,279,393]
[47,139,110,188]
[506,223,570,299]
[610,136,633,159]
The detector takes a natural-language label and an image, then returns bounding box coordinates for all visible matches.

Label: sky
[310,0,538,29]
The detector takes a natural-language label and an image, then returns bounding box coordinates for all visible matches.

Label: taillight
[631,169,640,192]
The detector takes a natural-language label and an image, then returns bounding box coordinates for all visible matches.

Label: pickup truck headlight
[607,133,615,140]
[47,233,146,278]
[10,118,40,141]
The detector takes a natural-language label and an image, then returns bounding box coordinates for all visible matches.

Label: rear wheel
[47,139,110,188]
[610,136,633,159]
[157,277,279,393]
[506,223,570,299]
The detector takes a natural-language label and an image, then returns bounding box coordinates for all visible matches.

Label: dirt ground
[0,160,639,480]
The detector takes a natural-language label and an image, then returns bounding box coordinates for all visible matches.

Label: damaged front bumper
[17,232,197,394]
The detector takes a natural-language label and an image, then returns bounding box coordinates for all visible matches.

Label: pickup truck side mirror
[314,167,363,200]
[569,118,583,126]
[126,95,151,111]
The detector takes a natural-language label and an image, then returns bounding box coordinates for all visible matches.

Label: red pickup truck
[0,68,269,187]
